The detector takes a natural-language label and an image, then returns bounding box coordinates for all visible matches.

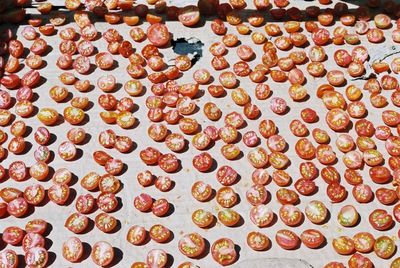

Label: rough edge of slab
[235,258,314,268]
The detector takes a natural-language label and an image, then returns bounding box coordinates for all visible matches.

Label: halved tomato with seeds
[369,209,393,231]
[127,225,146,245]
[2,226,24,245]
[22,233,45,252]
[332,236,355,255]
[91,241,114,267]
[211,238,237,266]
[275,229,300,250]
[247,232,269,251]
[95,213,117,233]
[65,213,88,234]
[327,183,347,203]
[25,219,47,234]
[178,233,205,258]
[191,181,212,202]
[62,237,83,263]
[301,229,325,249]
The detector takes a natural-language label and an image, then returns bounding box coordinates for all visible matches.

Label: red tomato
[178,233,205,258]
[134,193,153,212]
[369,209,393,231]
[91,241,114,267]
[0,249,18,268]
[48,184,70,205]
[353,232,375,253]
[276,187,299,205]
[25,247,48,268]
[326,109,350,131]
[352,184,373,203]
[152,198,169,217]
[140,147,161,165]
[146,249,167,268]
[327,183,347,203]
[376,188,398,205]
[158,153,179,173]
[178,5,200,27]
[147,23,169,47]
[22,233,45,252]
[294,178,316,196]
[301,229,325,249]
[211,238,237,266]
[332,236,355,255]
[374,236,395,259]
[247,231,269,251]
[75,193,95,214]
[62,237,83,262]
[2,226,24,245]
[279,204,303,227]
[216,166,238,186]
[7,197,28,217]
[312,28,330,45]
[246,184,268,206]
[275,229,300,250]
[127,225,146,245]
